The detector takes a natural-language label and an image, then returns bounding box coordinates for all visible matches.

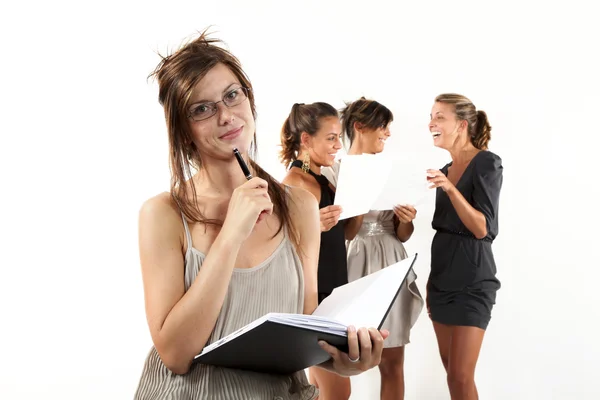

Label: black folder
[194,253,418,375]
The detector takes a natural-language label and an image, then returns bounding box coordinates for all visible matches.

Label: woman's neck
[347,140,373,155]
[449,139,479,165]
[193,156,252,196]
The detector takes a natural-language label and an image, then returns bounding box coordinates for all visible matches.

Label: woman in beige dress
[322,97,424,400]
[133,33,389,400]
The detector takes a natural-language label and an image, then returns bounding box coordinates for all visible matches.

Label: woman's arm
[444,188,487,239]
[286,185,321,314]
[139,179,273,374]
[427,153,503,239]
[344,214,365,240]
[284,172,341,233]
[395,220,414,242]
[392,205,417,242]
[426,172,486,239]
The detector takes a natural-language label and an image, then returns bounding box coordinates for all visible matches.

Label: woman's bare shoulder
[284,184,319,219]
[281,168,309,188]
[138,191,184,235]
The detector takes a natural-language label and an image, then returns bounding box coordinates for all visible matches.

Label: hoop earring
[302,152,310,173]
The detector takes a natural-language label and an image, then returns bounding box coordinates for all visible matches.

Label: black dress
[427,150,503,330]
[290,160,348,303]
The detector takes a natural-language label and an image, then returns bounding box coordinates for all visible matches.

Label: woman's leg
[446,325,485,400]
[432,321,453,372]
[432,321,486,399]
[378,346,405,400]
[308,367,351,400]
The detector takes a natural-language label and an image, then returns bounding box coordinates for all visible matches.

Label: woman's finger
[368,327,385,365]
[318,340,341,360]
[346,325,360,363]
[357,327,373,366]
[403,205,417,215]
[394,207,409,217]
[394,208,411,222]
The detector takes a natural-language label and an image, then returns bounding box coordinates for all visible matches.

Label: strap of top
[282,185,291,240]
[181,212,193,258]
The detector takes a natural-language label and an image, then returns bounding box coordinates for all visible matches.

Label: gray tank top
[134,210,318,400]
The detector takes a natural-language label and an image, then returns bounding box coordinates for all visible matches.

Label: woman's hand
[319,205,342,232]
[427,169,456,193]
[221,177,273,243]
[393,205,417,224]
[318,326,389,377]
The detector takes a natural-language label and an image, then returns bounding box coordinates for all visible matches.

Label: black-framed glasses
[187,86,250,122]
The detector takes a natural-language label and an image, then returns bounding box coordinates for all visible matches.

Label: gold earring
[302,152,310,173]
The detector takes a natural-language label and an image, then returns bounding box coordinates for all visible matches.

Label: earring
[302,152,310,173]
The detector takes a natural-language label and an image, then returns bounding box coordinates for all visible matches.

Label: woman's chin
[322,157,337,167]
[314,154,334,167]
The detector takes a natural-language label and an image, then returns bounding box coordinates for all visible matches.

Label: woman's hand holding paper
[393,204,417,223]
[319,205,343,232]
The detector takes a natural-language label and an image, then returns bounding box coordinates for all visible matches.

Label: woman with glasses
[321,97,424,400]
[133,31,388,400]
[279,102,350,400]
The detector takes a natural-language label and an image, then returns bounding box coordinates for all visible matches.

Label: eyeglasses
[187,86,250,122]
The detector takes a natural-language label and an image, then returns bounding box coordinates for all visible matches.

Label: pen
[233,148,253,180]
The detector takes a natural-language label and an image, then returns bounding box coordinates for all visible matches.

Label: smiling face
[186,63,255,160]
[428,101,467,150]
[360,123,391,154]
[304,116,343,167]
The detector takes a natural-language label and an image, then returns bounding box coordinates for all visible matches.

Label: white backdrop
[1,1,599,399]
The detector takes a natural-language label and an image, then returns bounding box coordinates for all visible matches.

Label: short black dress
[427,150,503,330]
[290,160,348,304]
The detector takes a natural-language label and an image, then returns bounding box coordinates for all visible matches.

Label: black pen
[233,148,253,180]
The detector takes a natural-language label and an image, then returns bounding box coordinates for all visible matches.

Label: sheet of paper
[312,254,416,330]
[268,314,347,335]
[370,157,431,210]
[333,154,392,220]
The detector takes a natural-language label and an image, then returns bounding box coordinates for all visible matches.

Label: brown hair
[279,102,339,169]
[434,93,492,150]
[340,96,393,146]
[149,29,297,245]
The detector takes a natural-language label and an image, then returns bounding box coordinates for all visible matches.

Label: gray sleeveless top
[134,211,318,400]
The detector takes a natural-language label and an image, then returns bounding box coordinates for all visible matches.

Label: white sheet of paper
[371,157,431,210]
[311,254,416,329]
[333,154,392,220]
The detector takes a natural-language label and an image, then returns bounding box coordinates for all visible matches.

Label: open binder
[194,253,418,375]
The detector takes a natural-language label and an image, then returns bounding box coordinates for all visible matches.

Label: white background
[1,0,599,399]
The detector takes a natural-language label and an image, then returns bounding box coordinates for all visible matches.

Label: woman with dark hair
[322,97,425,400]
[279,102,351,400]
[133,32,388,400]
[426,93,503,400]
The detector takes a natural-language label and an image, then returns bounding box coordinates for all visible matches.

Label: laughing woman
[426,93,503,400]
